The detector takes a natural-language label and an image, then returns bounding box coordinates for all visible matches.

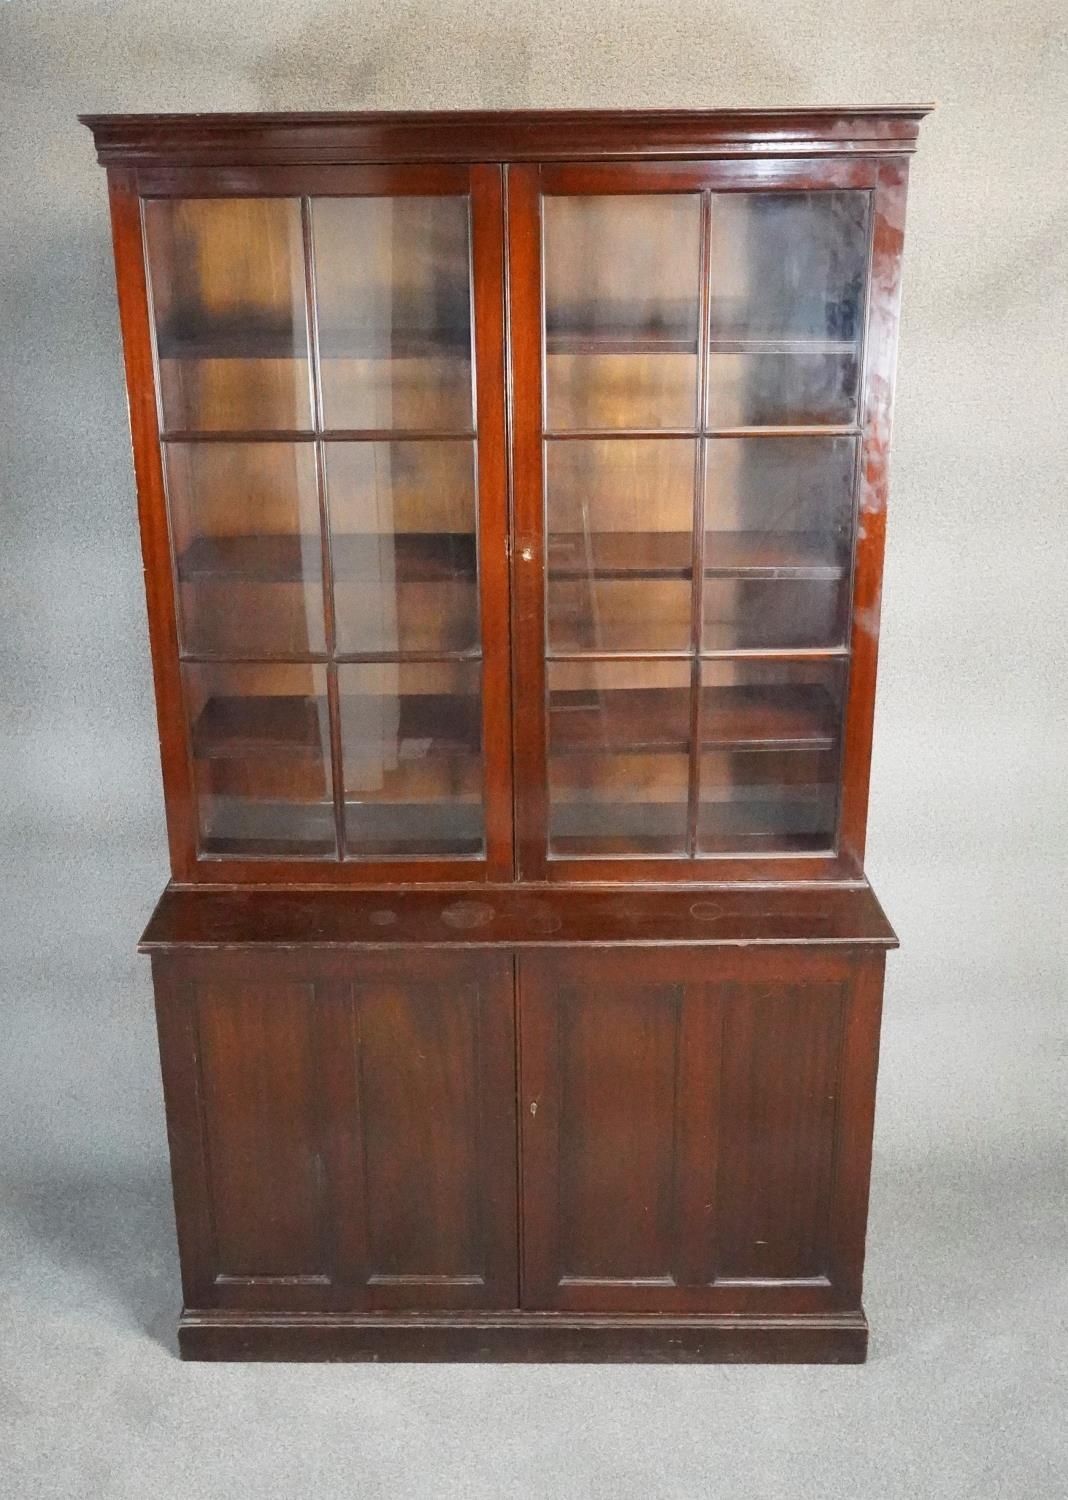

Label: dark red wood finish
[82,107,930,168]
[83,109,927,1362]
[507,154,907,884]
[140,881,898,952]
[154,947,518,1312]
[147,905,889,1361]
[109,159,513,886]
[518,947,884,1314]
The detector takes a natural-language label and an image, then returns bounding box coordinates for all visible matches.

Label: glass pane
[547,659,691,855]
[339,661,484,858]
[312,197,473,432]
[183,663,333,858]
[546,438,695,653]
[167,443,325,657]
[697,659,844,853]
[703,435,857,650]
[325,440,478,655]
[144,198,312,433]
[706,192,870,427]
[697,747,839,853]
[544,196,701,431]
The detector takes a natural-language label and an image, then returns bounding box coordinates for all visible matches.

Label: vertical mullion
[301,197,346,861]
[685,191,714,858]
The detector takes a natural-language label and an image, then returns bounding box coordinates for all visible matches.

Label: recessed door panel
[172,950,517,1312]
[195,978,325,1280]
[519,950,855,1312]
[714,982,845,1281]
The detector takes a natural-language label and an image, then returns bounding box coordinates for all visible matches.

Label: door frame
[109,160,514,884]
[505,155,907,884]
[154,946,519,1311]
[517,945,885,1313]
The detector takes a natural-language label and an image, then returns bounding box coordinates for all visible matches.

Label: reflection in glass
[547,659,690,855]
[706,191,870,427]
[183,662,333,857]
[701,657,845,746]
[697,658,844,852]
[340,661,484,858]
[702,436,857,650]
[543,195,701,430]
[325,440,478,655]
[144,198,312,432]
[167,443,325,657]
[546,438,696,653]
[697,746,839,853]
[312,197,473,432]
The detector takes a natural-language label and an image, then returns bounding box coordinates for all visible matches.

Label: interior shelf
[191,692,481,762]
[156,322,471,362]
[544,332,857,357]
[549,799,686,855]
[178,533,477,585]
[200,797,483,859]
[192,694,327,761]
[344,801,484,858]
[179,530,841,587]
[546,330,697,356]
[547,799,832,856]
[548,530,845,581]
[550,683,839,755]
[708,335,857,354]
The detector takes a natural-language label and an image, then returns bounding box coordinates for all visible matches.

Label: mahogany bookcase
[82,107,930,1362]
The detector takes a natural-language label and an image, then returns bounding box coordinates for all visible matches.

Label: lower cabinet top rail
[140,882,897,951]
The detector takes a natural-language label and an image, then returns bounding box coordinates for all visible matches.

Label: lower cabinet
[151,939,886,1360]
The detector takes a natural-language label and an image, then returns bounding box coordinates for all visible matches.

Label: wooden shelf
[194,683,835,768]
[199,797,483,858]
[345,801,483,858]
[548,530,845,581]
[549,799,686,855]
[192,692,481,762]
[708,336,856,354]
[549,531,692,581]
[543,332,856,358]
[546,330,697,356]
[192,694,327,761]
[156,322,471,361]
[705,532,845,580]
[178,532,477,585]
[178,530,841,587]
[200,796,336,857]
[340,692,481,754]
[550,684,838,755]
[704,685,839,748]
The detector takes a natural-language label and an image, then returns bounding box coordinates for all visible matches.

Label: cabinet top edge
[79,106,934,167]
[139,883,899,952]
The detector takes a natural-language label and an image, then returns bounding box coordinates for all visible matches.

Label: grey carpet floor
[2,843,1065,1499]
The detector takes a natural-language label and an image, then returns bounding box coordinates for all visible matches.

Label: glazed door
[156,948,518,1311]
[518,948,882,1313]
[130,164,511,881]
[508,159,899,882]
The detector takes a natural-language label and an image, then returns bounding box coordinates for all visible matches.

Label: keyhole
[530,1100,538,1117]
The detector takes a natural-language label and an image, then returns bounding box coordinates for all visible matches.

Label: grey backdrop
[2,3,1066,1497]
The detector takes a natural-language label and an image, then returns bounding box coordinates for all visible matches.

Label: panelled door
[518,948,884,1313]
[155,948,518,1311]
[127,163,512,883]
[508,158,901,883]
